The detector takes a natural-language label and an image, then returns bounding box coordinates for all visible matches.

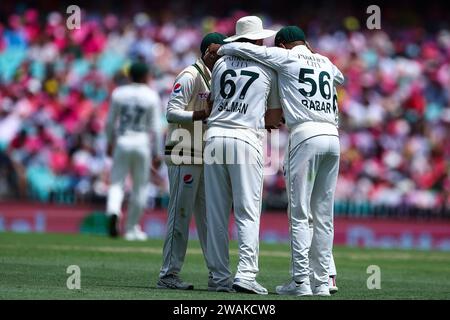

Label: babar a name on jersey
[301,99,333,113]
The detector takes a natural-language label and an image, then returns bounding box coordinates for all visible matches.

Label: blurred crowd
[0,5,449,216]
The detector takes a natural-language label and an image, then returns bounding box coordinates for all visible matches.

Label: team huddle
[104,16,344,296]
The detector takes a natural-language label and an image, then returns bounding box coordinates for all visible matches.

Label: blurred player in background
[216,26,344,296]
[204,16,283,294]
[157,33,226,290]
[105,62,162,241]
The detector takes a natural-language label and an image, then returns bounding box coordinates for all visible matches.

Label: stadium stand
[0,1,449,219]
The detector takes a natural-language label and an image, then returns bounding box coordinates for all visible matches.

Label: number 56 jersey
[207,55,281,144]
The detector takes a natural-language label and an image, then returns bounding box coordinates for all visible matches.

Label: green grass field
[1,232,449,300]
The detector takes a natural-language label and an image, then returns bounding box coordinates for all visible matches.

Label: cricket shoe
[124,225,147,241]
[157,274,194,290]
[276,280,312,296]
[329,276,338,294]
[208,280,236,293]
[232,278,268,295]
[313,283,331,296]
[108,214,120,238]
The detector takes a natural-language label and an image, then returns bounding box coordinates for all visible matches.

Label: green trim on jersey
[192,63,211,90]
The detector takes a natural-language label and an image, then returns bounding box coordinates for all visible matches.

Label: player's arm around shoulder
[217,43,288,71]
[324,56,345,86]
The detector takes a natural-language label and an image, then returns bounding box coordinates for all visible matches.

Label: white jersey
[206,54,281,145]
[105,83,162,153]
[218,43,344,143]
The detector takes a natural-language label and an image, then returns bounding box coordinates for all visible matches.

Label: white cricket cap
[224,16,276,42]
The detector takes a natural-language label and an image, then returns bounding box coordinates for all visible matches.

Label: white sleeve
[218,43,287,71]
[332,63,345,85]
[267,72,282,109]
[209,59,222,99]
[105,91,120,144]
[166,73,195,123]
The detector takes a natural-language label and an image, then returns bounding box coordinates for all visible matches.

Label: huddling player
[157,33,227,290]
[212,25,344,296]
[204,16,283,294]
[105,62,163,241]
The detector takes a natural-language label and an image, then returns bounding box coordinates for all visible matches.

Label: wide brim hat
[224,16,276,42]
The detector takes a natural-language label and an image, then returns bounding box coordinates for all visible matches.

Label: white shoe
[233,278,268,295]
[329,276,338,294]
[313,283,331,296]
[276,280,312,296]
[124,225,147,241]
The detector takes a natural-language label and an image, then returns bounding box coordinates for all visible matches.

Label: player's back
[281,46,341,129]
[110,83,159,144]
[208,55,277,133]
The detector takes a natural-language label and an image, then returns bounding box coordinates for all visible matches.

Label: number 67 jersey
[206,54,281,146]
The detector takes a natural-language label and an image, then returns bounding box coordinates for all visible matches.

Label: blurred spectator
[0,3,449,218]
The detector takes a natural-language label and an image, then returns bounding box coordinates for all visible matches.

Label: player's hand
[204,43,222,63]
[206,43,221,55]
[151,156,162,171]
[150,156,164,186]
[152,156,162,169]
[193,99,212,121]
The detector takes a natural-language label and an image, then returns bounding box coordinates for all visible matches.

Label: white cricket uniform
[105,83,162,233]
[205,54,281,286]
[219,43,344,285]
[160,58,212,279]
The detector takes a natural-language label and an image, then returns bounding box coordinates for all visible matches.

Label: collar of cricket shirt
[193,58,211,88]
[291,44,313,54]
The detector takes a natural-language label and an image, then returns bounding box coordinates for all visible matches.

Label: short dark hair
[129,62,149,82]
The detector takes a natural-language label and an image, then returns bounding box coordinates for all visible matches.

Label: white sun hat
[224,16,276,42]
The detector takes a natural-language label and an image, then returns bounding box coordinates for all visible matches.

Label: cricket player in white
[217,26,344,296]
[205,16,282,294]
[105,62,162,241]
[157,33,227,290]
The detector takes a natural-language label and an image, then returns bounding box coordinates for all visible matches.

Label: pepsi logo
[173,83,182,93]
[183,174,193,184]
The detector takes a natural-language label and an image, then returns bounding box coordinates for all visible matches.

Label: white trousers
[204,136,264,286]
[106,138,150,233]
[159,165,211,278]
[309,225,337,276]
[285,135,340,285]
